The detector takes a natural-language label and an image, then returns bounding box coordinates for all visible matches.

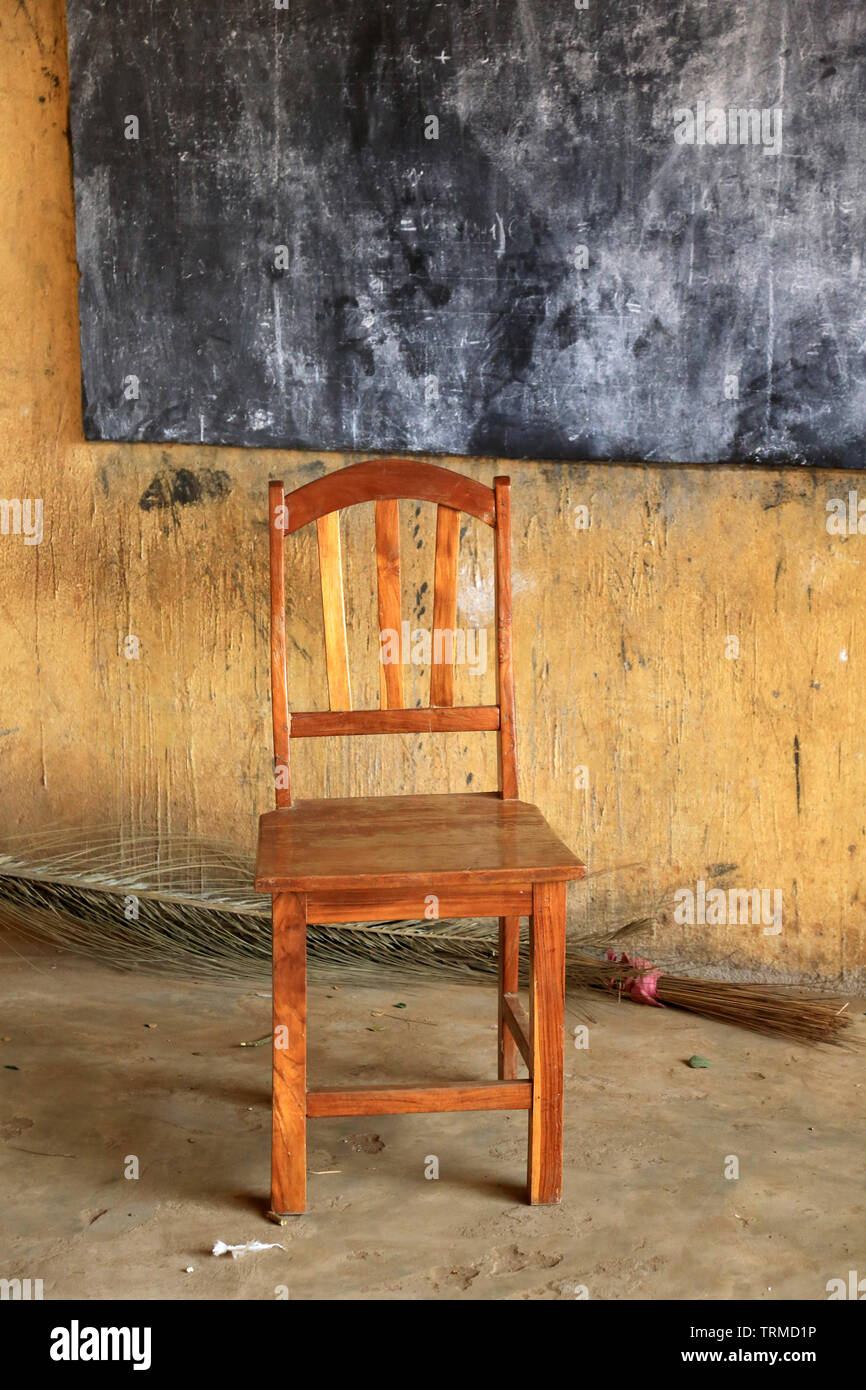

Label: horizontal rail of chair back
[268,458,517,803]
[289,707,500,737]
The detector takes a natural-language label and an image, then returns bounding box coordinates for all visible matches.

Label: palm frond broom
[0,827,855,1048]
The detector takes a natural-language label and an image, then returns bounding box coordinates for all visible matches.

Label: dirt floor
[1,935,863,1301]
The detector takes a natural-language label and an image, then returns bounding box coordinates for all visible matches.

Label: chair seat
[255,793,584,893]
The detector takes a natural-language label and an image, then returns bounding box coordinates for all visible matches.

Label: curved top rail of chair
[276,458,497,534]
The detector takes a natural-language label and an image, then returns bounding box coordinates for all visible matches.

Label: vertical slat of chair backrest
[494,477,519,798]
[316,511,352,712]
[430,504,460,707]
[374,499,404,710]
[269,480,292,807]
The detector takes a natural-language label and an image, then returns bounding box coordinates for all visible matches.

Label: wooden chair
[255,459,585,1218]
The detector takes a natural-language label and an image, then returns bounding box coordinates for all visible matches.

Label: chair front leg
[527,881,567,1204]
[271,891,307,1217]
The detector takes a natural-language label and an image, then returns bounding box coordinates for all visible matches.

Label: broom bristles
[569,952,855,1047]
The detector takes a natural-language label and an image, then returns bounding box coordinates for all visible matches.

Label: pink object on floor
[606,950,664,1007]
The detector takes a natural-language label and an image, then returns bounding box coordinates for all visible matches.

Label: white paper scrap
[212,1239,285,1260]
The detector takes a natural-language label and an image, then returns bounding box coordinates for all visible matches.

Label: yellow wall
[1,1,863,984]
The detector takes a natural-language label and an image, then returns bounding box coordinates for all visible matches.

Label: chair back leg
[498,914,521,1079]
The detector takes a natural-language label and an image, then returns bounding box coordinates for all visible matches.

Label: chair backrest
[268,458,517,807]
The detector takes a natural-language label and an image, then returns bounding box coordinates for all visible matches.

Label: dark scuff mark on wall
[139,468,232,511]
[706,862,739,878]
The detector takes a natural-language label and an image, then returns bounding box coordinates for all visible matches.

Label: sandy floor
[1,937,863,1301]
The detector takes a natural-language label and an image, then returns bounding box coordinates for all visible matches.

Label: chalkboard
[66,0,866,466]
